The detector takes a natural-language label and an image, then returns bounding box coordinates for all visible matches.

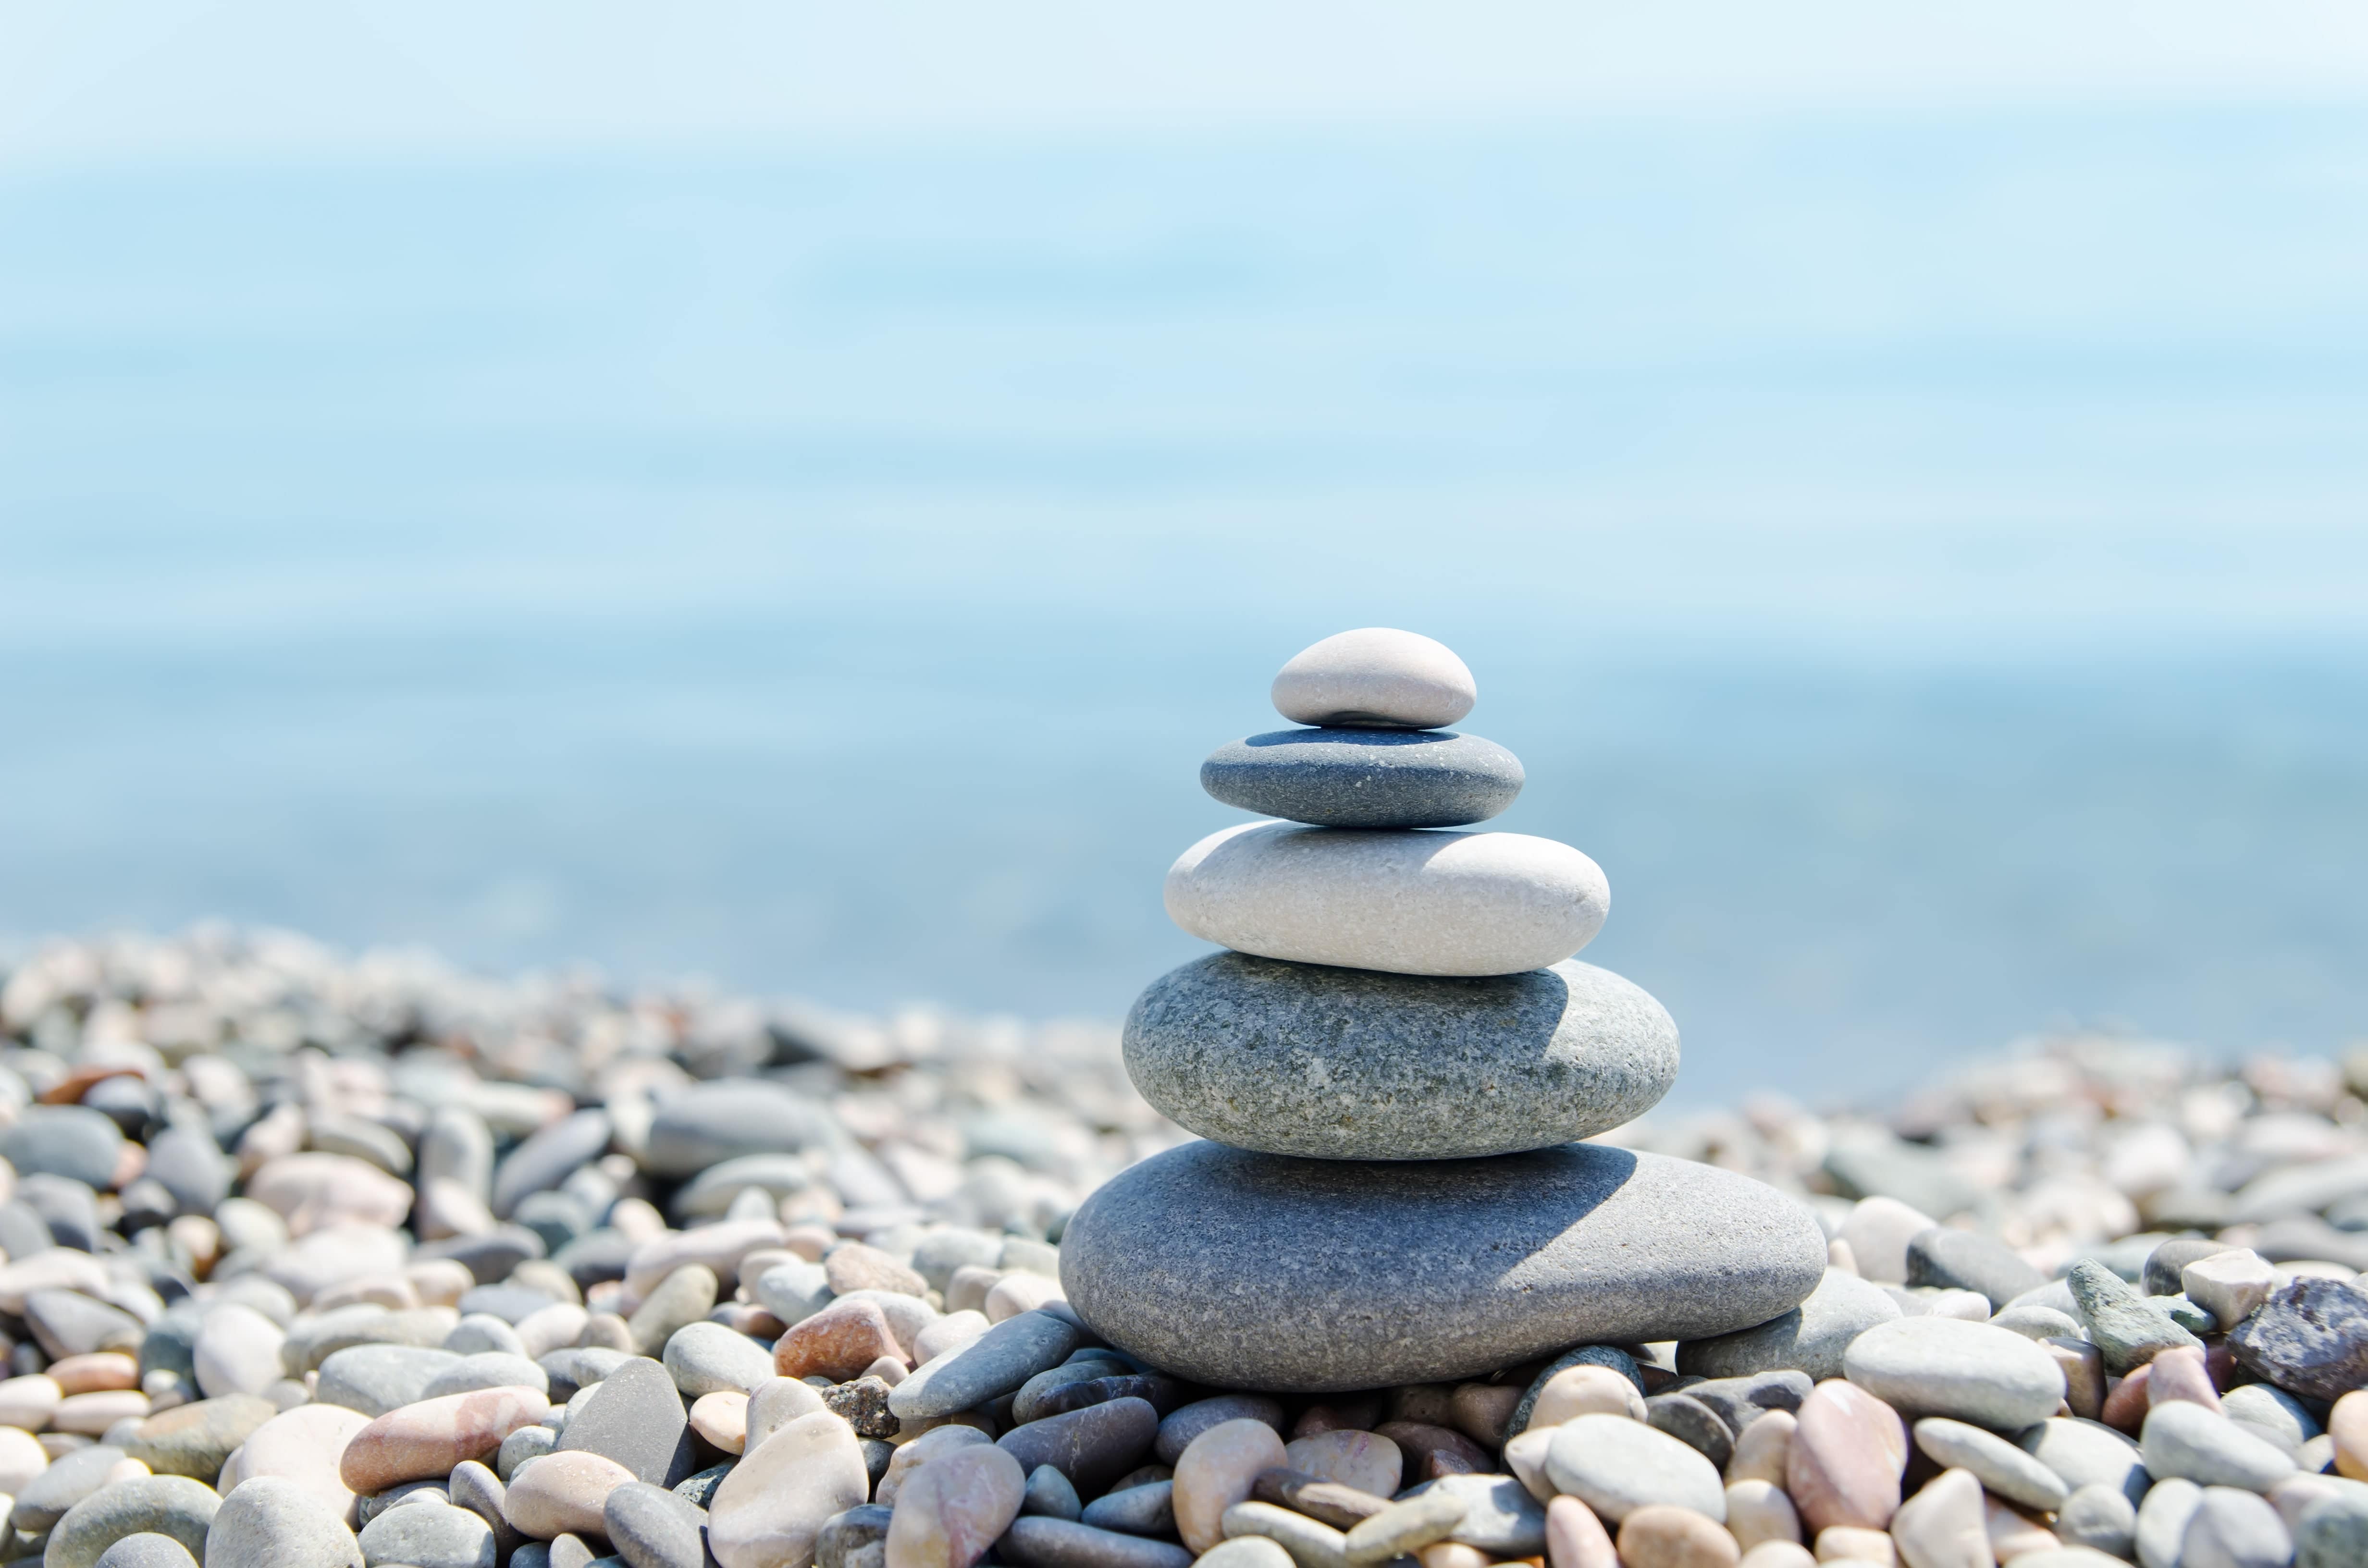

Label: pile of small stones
[0,655,2358,1568]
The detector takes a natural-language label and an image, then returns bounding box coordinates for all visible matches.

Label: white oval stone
[1164,822,1608,977]
[1271,628,1476,730]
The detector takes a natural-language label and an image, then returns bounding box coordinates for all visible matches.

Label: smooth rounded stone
[1270,628,1476,731]
[2018,1420,2149,1506]
[1614,1505,1740,1568]
[1062,1142,1825,1390]
[1836,1199,1940,1287]
[1721,1480,1800,1554]
[2066,1261,2203,1375]
[643,1082,839,1180]
[1156,1396,1286,1466]
[1841,1319,2065,1432]
[1887,1470,1986,1568]
[1544,1497,1616,1568]
[1012,1362,1131,1426]
[289,1305,466,1373]
[999,1397,1160,1497]
[320,1347,469,1417]
[94,1535,201,1568]
[1199,729,1523,830]
[774,1299,901,1384]
[2182,1485,2293,1568]
[2142,1239,2233,1299]
[752,1262,834,1328]
[540,1348,634,1403]
[602,1481,707,1568]
[1284,1431,1401,1499]
[2228,1279,2368,1403]
[662,1323,774,1397]
[2056,1484,2137,1559]
[2295,1486,2368,1568]
[1000,1516,1195,1568]
[128,1394,275,1480]
[1508,1345,1645,1433]
[1342,1489,1468,1563]
[461,1285,565,1326]
[815,1502,892,1568]
[1726,1411,1796,1490]
[13,1443,132,1531]
[886,1443,1025,1568]
[48,1474,222,1568]
[1543,1415,1726,1524]
[1681,1372,1812,1438]
[446,1460,522,1563]
[2140,1401,2296,1492]
[629,1269,719,1358]
[557,1359,693,1487]
[1910,1419,2067,1512]
[708,1411,868,1568]
[1904,1230,2046,1307]
[1,1106,125,1188]
[222,1402,372,1524]
[888,1310,1079,1421]
[0,1369,64,1430]
[445,1316,529,1357]
[1989,1306,2084,1342]
[1174,1420,1289,1555]
[1022,1464,1083,1522]
[1787,1382,1906,1535]
[0,1422,49,1491]
[507,1450,639,1540]
[424,1354,552,1399]
[673,1156,814,1225]
[1197,1540,1295,1568]
[689,1390,748,1455]
[500,1424,559,1482]
[1399,1474,1544,1556]
[1647,1394,1737,1472]
[823,1243,926,1300]
[1678,1271,1903,1384]
[27,1289,146,1359]
[492,1110,614,1220]
[414,1227,549,1289]
[1126,955,1673,1161]
[1162,824,1608,980]
[1082,1480,1174,1537]
[189,1306,284,1402]
[2134,1477,2203,1568]
[358,1479,451,1527]
[2183,1252,2277,1328]
[358,1500,494,1568]
[1219,1498,1352,1568]
[341,1387,552,1494]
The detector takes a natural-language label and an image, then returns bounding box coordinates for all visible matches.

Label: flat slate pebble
[1678,1270,1902,1384]
[602,1481,709,1568]
[887,1311,1079,1421]
[1199,728,1524,829]
[1061,1140,1824,1389]
[1122,953,1676,1160]
[555,1359,693,1486]
[1001,1515,1196,1568]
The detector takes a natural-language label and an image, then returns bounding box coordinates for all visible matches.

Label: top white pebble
[1270,628,1476,730]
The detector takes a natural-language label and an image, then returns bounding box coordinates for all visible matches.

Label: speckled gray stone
[1060,1140,1826,1390]
[47,1476,222,1568]
[1399,1474,1544,1556]
[1905,1228,2046,1306]
[90,1538,198,1568]
[2229,1278,2368,1404]
[887,1309,1081,1420]
[1200,729,1523,829]
[1122,955,1678,1161]
[1676,1268,1903,1383]
[357,1500,494,1568]
[13,1444,132,1532]
[2067,1259,2202,1374]
[556,1356,695,1485]
[602,1481,708,1568]
[319,1345,468,1417]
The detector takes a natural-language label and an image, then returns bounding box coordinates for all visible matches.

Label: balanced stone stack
[1061,628,1830,1390]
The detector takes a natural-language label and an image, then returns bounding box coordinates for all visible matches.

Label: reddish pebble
[1785,1380,1905,1534]
[340,1386,550,1494]
[2099,1366,2150,1434]
[1373,1421,1491,1487]
[771,1297,902,1382]
[2145,1346,2220,1413]
[1544,1494,1616,1568]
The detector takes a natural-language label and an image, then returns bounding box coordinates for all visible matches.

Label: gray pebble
[444,1460,522,1563]
[2221,1382,2320,1458]
[2067,1260,2202,1375]
[1081,1480,1173,1537]
[1842,1316,2068,1431]
[1023,1465,1083,1522]
[422,1352,549,1399]
[660,1322,774,1397]
[672,1462,736,1512]
[1678,1370,1811,1435]
[0,1105,125,1188]
[998,1517,1195,1568]
[1989,1306,2085,1342]
[643,1082,839,1179]
[91,1537,198,1568]
[998,1396,1161,1496]
[1199,727,1523,829]
[1678,1269,1902,1384]
[12,1444,131,1532]
[1397,1474,1543,1556]
[357,1500,494,1568]
[1643,1393,1733,1471]
[557,1356,695,1486]
[1906,1227,2047,1305]
[2228,1278,2368,1404]
[1912,1417,2070,1511]
[443,1315,527,1358]
[2139,1402,2295,1492]
[492,1109,614,1218]
[1155,1395,1287,1466]
[497,1423,559,1482]
[47,1475,222,1568]
[814,1504,893,1568]
[2020,1418,2151,1507]
[1508,1346,1642,1435]
[2135,1478,2201,1568]
[539,1346,634,1402]
[2296,1486,2368,1568]
[358,1481,449,1527]
[1121,955,1677,1161]
[1542,1415,1725,1521]
[457,1285,563,1325]
[318,1345,467,1417]
[888,1309,1080,1421]
[602,1481,708,1568]
[2180,1485,2291,1568]
[2056,1483,2137,1560]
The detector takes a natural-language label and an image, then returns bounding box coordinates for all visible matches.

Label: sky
[7,2,2368,168]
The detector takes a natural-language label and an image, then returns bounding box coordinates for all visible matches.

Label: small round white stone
[1270,628,1477,730]
[1164,822,1608,977]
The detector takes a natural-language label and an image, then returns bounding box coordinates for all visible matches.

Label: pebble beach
[0,632,2361,1568]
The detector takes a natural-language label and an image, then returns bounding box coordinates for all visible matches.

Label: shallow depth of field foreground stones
[0,631,2359,1568]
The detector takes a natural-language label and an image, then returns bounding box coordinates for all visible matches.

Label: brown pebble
[1292,1396,1383,1439]
[826,1242,930,1299]
[1372,1422,1489,1487]
[1384,1384,1460,1428]
[1283,1430,1403,1499]
[1616,1504,1741,1568]
[773,1298,903,1382]
[2144,1346,2220,1413]
[2098,1366,2149,1434]
[2042,1338,2103,1421]
[1251,1467,1392,1531]
[1448,1383,1522,1449]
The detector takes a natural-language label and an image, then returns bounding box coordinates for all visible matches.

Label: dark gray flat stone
[2068,1259,2202,1374]
[1000,1517,1196,1568]
[1906,1228,2046,1306]
[493,1110,614,1220]
[603,1481,708,1568]
[1122,955,1679,1162]
[1200,728,1523,829]
[997,1396,1160,1494]
[2229,1277,2368,1403]
[887,1310,1080,1421]
[1061,1140,1825,1391]
[557,1356,695,1485]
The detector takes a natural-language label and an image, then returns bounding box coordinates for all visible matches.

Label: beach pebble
[1786,1382,1906,1535]
[127,1393,276,1479]
[662,1321,774,1396]
[505,1449,637,1539]
[1286,1430,1404,1498]
[2017,1419,2148,1506]
[1530,1363,1651,1427]
[1648,1392,1738,1471]
[2293,1484,2368,1568]
[1163,823,1608,979]
[191,1305,284,1400]
[228,1402,372,1523]
[358,1498,494,1568]
[1219,1498,1354,1568]
[1196,1539,1296,1568]
[1545,1494,1617,1568]
[888,1311,1080,1421]
[1174,1419,1290,1554]
[1064,1141,1823,1389]
[1841,1318,2065,1431]
[601,1480,709,1568]
[2140,1401,2295,1493]
[884,1441,1024,1568]
[319,1347,468,1416]
[2066,1261,2203,1375]
[708,1410,869,1568]
[1681,1272,1904,1384]
[340,1387,551,1494]
[1401,1473,1544,1556]
[2227,1278,2368,1404]
[2221,1382,2319,1458]
[93,1537,200,1568]
[555,1357,691,1485]
[1545,1413,1727,1524]
[1904,1229,2045,1307]
[1727,1410,1796,1488]
[1200,728,1524,830]
[423,1352,551,1399]
[1615,1505,1740,1568]
[2179,1485,2291,1568]
[47,1474,222,1568]
[1343,1490,1468,1565]
[1157,1396,1288,1466]
[1000,1515,1196,1568]
[1887,1469,1987,1568]
[2183,1251,2277,1328]
[1837,1200,1939,1287]
[1082,1478,1174,1536]
[1270,628,1477,730]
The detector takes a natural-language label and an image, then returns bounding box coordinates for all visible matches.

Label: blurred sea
[4,106,2368,1103]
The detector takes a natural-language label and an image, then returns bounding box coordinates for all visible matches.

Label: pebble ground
[0,929,2362,1568]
